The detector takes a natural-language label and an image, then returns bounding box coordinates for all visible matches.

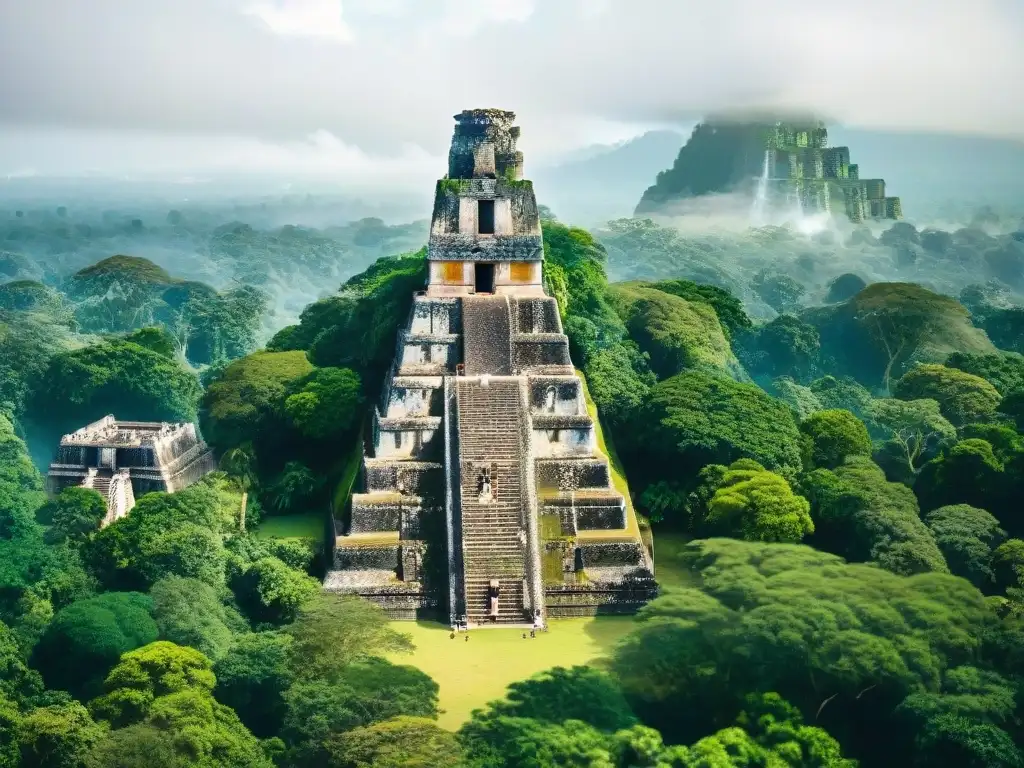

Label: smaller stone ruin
[46,415,216,526]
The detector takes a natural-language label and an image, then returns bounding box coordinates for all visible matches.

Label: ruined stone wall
[429,234,544,263]
[768,121,828,150]
[373,422,442,460]
[532,426,594,458]
[384,383,443,420]
[823,147,851,178]
[430,179,542,240]
[350,503,401,533]
[162,450,217,492]
[511,297,562,335]
[864,179,886,199]
[802,179,831,215]
[545,578,658,617]
[364,461,442,497]
[575,503,627,530]
[514,335,573,372]
[399,333,459,370]
[536,458,610,493]
[579,541,645,568]
[447,109,520,180]
[334,543,401,570]
[529,378,580,415]
[409,297,461,335]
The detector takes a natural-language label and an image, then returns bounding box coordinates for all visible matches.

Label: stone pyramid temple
[325,109,656,628]
[636,118,902,222]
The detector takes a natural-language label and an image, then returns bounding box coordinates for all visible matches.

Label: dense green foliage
[924,505,1006,588]
[631,371,803,474]
[38,488,108,546]
[800,409,873,469]
[865,397,957,478]
[739,314,822,382]
[893,364,1002,426]
[65,256,268,366]
[267,249,426,385]
[647,278,751,338]
[327,716,463,768]
[83,481,238,591]
[149,577,236,661]
[806,456,948,575]
[30,339,202,441]
[284,367,363,440]
[6,199,1024,767]
[201,351,314,454]
[31,592,158,699]
[612,538,1007,766]
[946,352,1024,397]
[200,349,365,516]
[705,461,813,542]
[804,282,994,391]
[608,283,743,380]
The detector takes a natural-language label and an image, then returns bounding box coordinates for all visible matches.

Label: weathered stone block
[576,502,627,530]
[333,544,400,570]
[514,334,572,371]
[579,541,645,568]
[511,297,562,334]
[536,458,611,492]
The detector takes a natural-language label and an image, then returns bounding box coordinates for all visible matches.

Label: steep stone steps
[462,296,512,376]
[87,471,112,502]
[455,377,532,625]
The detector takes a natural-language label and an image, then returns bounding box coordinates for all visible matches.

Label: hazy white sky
[0,0,1021,184]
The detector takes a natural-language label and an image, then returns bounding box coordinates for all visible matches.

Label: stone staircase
[462,296,512,376]
[456,377,531,625]
[89,472,111,501]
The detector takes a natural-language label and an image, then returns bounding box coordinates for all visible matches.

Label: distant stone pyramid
[636,117,902,222]
[324,109,656,628]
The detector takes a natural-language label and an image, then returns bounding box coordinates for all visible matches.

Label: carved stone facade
[46,415,216,526]
[325,109,656,627]
[760,121,903,222]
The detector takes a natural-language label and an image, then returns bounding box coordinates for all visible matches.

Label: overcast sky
[0,0,1022,185]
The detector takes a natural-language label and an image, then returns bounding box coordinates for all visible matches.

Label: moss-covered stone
[636,116,901,222]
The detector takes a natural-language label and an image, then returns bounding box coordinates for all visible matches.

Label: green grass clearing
[390,617,635,730]
[254,512,325,542]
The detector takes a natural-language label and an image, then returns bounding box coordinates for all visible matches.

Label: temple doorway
[474,263,495,294]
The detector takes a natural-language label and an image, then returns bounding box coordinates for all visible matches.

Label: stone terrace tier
[325,296,456,618]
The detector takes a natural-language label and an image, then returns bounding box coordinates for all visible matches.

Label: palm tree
[220,444,258,531]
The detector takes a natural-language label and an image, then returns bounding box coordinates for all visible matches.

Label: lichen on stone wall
[438,178,470,195]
